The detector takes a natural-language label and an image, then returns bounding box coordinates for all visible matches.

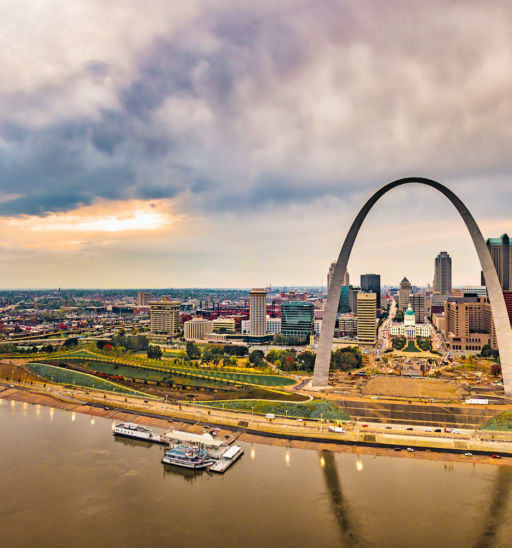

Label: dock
[209,445,244,473]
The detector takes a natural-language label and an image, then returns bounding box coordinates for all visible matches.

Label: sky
[0,0,512,289]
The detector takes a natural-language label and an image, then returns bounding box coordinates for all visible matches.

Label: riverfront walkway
[3,378,512,462]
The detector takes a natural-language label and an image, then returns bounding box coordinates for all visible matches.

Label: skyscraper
[398,277,412,312]
[434,251,452,296]
[486,234,511,290]
[410,293,425,323]
[361,274,381,309]
[356,292,377,345]
[150,299,180,336]
[338,285,351,314]
[249,288,267,336]
[281,302,314,338]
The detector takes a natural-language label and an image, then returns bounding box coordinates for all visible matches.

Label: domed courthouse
[391,304,430,338]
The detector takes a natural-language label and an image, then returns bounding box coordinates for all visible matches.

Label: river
[1,400,512,547]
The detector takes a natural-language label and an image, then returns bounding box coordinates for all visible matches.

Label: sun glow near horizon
[1,199,185,250]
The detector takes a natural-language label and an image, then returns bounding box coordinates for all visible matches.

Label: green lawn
[481,411,512,431]
[196,399,351,420]
[403,340,422,352]
[44,348,296,387]
[26,362,149,396]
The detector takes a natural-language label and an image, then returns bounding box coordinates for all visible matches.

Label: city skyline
[1,2,512,288]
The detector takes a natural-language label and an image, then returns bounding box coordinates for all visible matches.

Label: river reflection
[320,450,365,547]
[2,403,512,548]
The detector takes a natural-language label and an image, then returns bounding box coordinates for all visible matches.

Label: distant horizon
[0,282,486,292]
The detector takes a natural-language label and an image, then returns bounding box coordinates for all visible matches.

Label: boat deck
[209,445,244,473]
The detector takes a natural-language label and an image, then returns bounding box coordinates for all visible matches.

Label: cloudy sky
[0,0,511,288]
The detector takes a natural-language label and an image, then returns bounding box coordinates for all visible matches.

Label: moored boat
[114,422,160,442]
[162,444,213,469]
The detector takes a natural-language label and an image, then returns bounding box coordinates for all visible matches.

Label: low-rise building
[266,317,281,335]
[184,318,213,340]
[212,317,235,333]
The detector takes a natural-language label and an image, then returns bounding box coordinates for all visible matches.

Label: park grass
[196,399,351,420]
[44,348,296,387]
[26,362,149,396]
[403,340,422,352]
[480,411,512,431]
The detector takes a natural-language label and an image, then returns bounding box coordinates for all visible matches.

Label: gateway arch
[312,177,512,395]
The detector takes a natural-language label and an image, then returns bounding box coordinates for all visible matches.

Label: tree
[228,355,238,366]
[491,363,502,377]
[224,345,248,357]
[147,345,162,359]
[393,337,406,350]
[63,337,78,348]
[330,347,363,371]
[282,355,296,371]
[297,351,316,372]
[249,349,265,367]
[202,348,214,364]
[186,341,201,360]
[480,344,493,358]
[394,310,404,322]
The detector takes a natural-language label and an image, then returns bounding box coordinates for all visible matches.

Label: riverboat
[162,444,213,469]
[113,422,161,442]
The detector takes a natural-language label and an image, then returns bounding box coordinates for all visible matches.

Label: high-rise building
[443,296,497,352]
[398,277,412,312]
[137,291,152,306]
[338,285,351,314]
[349,286,360,314]
[503,290,512,325]
[327,262,349,290]
[249,288,267,337]
[434,252,452,296]
[361,274,381,309]
[184,318,213,340]
[486,234,511,290]
[356,292,377,345]
[150,299,180,336]
[281,302,314,338]
[410,293,425,323]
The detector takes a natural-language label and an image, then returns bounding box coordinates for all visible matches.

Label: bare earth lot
[360,376,465,401]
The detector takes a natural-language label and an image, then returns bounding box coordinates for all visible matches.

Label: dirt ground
[360,376,465,401]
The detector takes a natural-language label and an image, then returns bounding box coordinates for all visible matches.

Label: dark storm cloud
[1,1,512,218]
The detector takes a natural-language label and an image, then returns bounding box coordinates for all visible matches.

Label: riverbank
[2,382,512,466]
